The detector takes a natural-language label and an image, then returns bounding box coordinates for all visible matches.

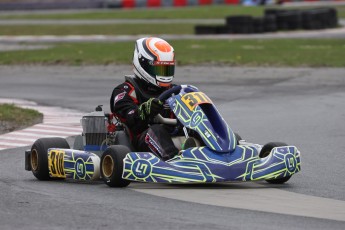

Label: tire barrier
[195,7,339,35]
[265,7,338,30]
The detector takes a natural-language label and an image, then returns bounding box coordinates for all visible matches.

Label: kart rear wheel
[100,145,131,188]
[260,142,291,184]
[73,135,84,151]
[31,137,70,180]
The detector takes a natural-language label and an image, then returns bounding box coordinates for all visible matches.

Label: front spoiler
[123,145,301,183]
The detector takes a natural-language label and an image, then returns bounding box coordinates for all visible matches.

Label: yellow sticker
[181,92,212,111]
[48,150,66,178]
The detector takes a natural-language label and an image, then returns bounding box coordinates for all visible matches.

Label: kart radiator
[81,108,108,151]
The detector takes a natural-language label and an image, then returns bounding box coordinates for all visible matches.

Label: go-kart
[25,85,301,187]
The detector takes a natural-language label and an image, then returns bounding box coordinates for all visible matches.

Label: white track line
[21,128,81,135]
[0,98,84,150]
[33,124,82,131]
[4,132,69,138]
[0,136,37,142]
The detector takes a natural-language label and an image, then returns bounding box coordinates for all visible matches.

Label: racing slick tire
[234,133,242,145]
[30,137,70,180]
[73,135,84,151]
[100,145,131,188]
[259,142,291,184]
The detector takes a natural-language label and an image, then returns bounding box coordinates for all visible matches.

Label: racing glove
[138,98,163,121]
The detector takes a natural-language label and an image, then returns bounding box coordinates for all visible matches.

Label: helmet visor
[152,62,175,77]
[140,58,175,77]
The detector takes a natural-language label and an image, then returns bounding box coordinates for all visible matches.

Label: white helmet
[133,37,175,88]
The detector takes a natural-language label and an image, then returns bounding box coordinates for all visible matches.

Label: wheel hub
[31,149,38,171]
[102,155,114,178]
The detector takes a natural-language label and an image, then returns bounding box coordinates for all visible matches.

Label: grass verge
[0,5,344,20]
[0,39,344,67]
[0,104,43,133]
[0,24,195,36]
[0,6,265,20]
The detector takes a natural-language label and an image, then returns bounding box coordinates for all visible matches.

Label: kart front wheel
[260,142,291,184]
[31,137,70,180]
[234,132,242,145]
[100,145,131,188]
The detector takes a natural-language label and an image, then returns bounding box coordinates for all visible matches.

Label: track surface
[0,66,345,229]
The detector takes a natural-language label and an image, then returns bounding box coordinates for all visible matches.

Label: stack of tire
[265,7,338,30]
[194,15,276,35]
[195,7,338,35]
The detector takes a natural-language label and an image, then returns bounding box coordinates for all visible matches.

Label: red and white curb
[0,98,83,151]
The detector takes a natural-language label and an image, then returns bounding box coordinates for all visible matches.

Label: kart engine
[81,105,108,152]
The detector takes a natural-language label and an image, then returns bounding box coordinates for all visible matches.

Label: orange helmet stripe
[145,37,160,61]
[155,40,172,52]
[158,82,171,87]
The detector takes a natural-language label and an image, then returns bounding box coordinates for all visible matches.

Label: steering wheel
[154,85,199,125]
[153,85,182,126]
[158,85,182,102]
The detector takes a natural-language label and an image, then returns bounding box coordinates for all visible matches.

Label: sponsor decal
[114,92,126,105]
[204,130,211,138]
[75,158,86,179]
[284,153,297,173]
[131,159,152,179]
[145,133,162,156]
[154,61,175,65]
[190,111,203,128]
[48,150,66,178]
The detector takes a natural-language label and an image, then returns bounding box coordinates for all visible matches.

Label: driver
[110,37,179,160]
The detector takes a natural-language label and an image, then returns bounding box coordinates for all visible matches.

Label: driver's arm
[110,84,162,134]
[110,86,147,134]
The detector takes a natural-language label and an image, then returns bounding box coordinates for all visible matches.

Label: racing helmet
[133,37,175,89]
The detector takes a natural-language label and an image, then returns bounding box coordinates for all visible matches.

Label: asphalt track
[0,65,345,229]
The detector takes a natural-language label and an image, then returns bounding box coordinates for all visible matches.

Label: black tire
[31,137,70,180]
[73,135,84,151]
[276,10,302,31]
[253,17,264,33]
[114,131,135,151]
[301,8,337,30]
[226,15,253,25]
[195,25,218,35]
[259,142,291,184]
[215,25,232,34]
[234,133,242,145]
[226,16,254,34]
[263,15,277,32]
[100,145,131,187]
[264,8,287,17]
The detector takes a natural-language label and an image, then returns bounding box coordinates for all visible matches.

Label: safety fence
[0,0,344,10]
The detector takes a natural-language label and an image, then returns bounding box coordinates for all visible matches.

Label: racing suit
[110,75,179,160]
